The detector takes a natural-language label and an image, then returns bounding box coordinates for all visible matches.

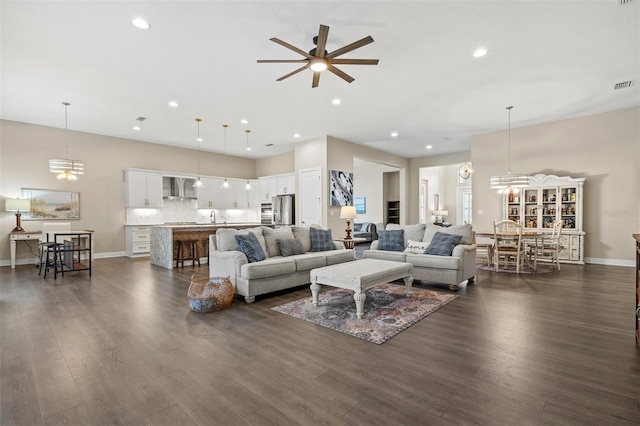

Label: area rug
[272,283,458,344]
[476,262,554,274]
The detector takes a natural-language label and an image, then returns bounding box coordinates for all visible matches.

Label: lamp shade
[433,210,449,217]
[5,199,30,212]
[340,206,357,219]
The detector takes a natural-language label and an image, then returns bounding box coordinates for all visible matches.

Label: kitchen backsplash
[125,198,260,225]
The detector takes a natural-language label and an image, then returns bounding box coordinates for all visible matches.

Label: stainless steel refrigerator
[272,194,294,226]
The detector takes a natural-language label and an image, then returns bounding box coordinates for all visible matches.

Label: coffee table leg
[403,275,414,296]
[354,291,366,319]
[310,278,321,306]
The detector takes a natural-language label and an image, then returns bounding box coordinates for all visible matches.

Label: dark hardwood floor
[1,252,638,425]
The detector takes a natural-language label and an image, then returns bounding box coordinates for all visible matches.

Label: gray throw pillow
[377,229,404,251]
[262,226,294,257]
[309,227,335,252]
[276,239,305,257]
[424,232,462,256]
[291,226,312,252]
[235,232,266,263]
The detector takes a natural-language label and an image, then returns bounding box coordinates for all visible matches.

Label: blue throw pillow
[377,229,404,251]
[235,232,266,263]
[424,231,462,256]
[309,227,335,252]
[276,238,305,257]
[361,221,371,232]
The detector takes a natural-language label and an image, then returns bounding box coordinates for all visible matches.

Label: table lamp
[6,198,31,232]
[433,209,449,225]
[340,206,357,239]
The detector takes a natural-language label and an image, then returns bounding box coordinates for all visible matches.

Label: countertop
[127,223,261,228]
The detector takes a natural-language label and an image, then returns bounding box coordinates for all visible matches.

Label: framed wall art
[329,170,353,206]
[21,188,80,220]
[355,196,366,214]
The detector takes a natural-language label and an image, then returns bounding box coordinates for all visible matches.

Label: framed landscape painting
[21,188,80,220]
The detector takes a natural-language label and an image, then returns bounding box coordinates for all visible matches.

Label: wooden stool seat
[176,239,200,268]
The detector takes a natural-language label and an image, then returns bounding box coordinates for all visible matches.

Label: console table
[9,231,95,268]
[634,234,640,343]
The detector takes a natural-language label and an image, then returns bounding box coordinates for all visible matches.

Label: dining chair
[533,220,563,271]
[476,237,494,266]
[493,219,525,273]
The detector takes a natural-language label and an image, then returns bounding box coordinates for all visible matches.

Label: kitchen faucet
[210,210,215,223]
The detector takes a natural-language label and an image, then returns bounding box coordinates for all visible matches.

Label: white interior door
[299,167,322,227]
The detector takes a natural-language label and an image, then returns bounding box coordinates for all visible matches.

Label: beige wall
[0,120,257,264]
[471,107,640,264]
[255,151,295,177]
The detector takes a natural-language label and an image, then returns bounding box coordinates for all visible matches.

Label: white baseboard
[585,257,635,267]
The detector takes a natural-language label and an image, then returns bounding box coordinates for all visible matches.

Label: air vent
[614,80,634,90]
[136,116,147,121]
[265,143,274,147]
[619,0,633,5]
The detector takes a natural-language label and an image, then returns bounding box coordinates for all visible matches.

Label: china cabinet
[502,174,585,264]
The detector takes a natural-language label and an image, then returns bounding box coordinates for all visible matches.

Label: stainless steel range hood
[162,176,197,200]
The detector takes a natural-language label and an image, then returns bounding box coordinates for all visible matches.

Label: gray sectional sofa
[363,223,476,290]
[353,222,381,242]
[209,225,354,303]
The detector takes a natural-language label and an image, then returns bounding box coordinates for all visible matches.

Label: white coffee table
[310,258,414,319]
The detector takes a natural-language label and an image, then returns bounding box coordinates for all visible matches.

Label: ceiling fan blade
[315,25,329,57]
[328,65,355,83]
[270,37,312,58]
[326,36,374,59]
[276,65,309,81]
[312,71,320,88]
[257,59,308,63]
[330,58,379,65]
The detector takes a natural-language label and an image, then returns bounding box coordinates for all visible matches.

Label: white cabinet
[125,226,151,257]
[198,178,260,209]
[259,177,277,203]
[236,180,260,209]
[260,173,295,203]
[126,171,163,208]
[276,174,295,195]
[196,177,219,209]
[502,174,585,264]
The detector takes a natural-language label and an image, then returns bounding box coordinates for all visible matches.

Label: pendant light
[193,118,205,188]
[221,124,231,189]
[49,102,84,180]
[245,129,252,152]
[489,106,530,193]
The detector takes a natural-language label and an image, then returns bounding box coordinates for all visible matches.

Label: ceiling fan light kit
[490,106,531,193]
[49,102,84,180]
[258,24,379,88]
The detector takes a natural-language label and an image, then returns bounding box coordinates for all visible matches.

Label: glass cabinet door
[506,191,521,222]
[523,188,539,229]
[559,186,578,229]
[541,188,558,228]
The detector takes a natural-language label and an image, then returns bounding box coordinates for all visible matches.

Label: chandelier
[489,106,530,193]
[49,102,84,180]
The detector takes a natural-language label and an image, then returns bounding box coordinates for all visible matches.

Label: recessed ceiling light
[391,132,398,138]
[473,48,487,58]
[332,98,341,105]
[240,119,248,124]
[133,126,141,131]
[293,133,300,138]
[132,18,150,30]
[168,101,178,107]
[426,145,433,150]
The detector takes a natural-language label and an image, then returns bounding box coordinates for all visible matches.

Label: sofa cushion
[290,253,327,271]
[217,227,267,254]
[235,232,267,263]
[291,226,312,252]
[353,223,362,232]
[277,238,305,257]
[363,249,407,263]
[310,227,335,252]
[262,226,294,257]
[405,252,462,270]
[423,223,473,245]
[324,249,356,265]
[424,232,463,256]
[404,239,430,254]
[387,223,425,245]
[240,257,296,279]
[378,230,405,251]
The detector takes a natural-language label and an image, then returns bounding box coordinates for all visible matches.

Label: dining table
[476,230,546,270]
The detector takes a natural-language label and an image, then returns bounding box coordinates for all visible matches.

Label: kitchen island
[150,223,261,269]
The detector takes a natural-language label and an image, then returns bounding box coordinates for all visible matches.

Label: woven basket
[188,275,234,313]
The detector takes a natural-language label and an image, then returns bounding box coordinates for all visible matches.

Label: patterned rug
[272,283,458,344]
[476,262,555,274]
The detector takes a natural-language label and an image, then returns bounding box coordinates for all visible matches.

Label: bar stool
[175,239,200,268]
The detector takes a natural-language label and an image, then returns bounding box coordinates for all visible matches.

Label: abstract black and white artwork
[330,170,353,206]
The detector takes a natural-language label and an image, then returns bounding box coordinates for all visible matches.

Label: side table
[333,237,366,250]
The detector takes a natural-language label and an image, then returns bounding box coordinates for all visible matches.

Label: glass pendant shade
[193,118,205,188]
